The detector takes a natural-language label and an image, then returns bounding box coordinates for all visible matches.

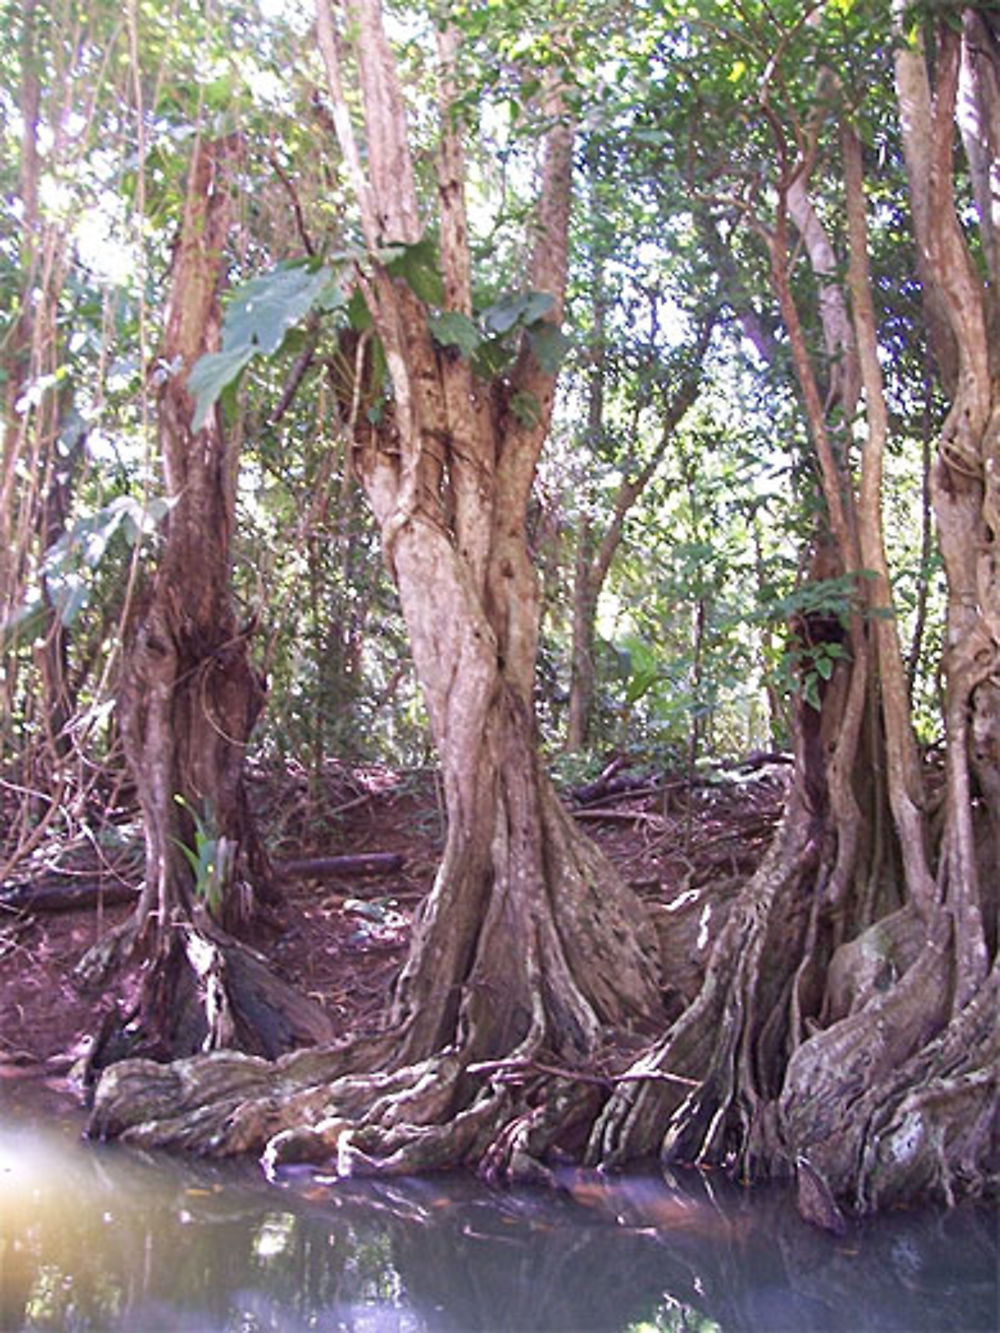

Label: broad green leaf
[347,288,373,332]
[481,290,555,335]
[527,323,570,374]
[121,494,176,545]
[222,263,335,356]
[617,633,661,704]
[481,296,523,335]
[519,291,556,325]
[384,237,445,306]
[472,335,515,379]
[315,275,348,313]
[189,346,255,432]
[428,311,481,357]
[56,579,91,627]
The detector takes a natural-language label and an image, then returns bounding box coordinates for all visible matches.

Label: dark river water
[0,1074,996,1332]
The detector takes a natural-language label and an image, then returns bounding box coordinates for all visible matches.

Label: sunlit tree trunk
[893,13,996,991]
[320,2,660,1086]
[89,0,657,1171]
[1,0,78,778]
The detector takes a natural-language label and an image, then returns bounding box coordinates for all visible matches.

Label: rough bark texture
[587,32,1000,1223]
[79,136,331,1060]
[90,3,660,1178]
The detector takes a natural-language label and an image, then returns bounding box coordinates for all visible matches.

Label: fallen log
[275,852,405,880]
[0,880,139,914]
[571,808,662,824]
[1,851,406,915]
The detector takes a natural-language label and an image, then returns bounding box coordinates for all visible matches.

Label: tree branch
[314,0,380,252]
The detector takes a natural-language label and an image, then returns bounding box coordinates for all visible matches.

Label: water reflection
[0,1075,996,1332]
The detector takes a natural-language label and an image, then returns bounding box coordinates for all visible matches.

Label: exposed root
[76,913,336,1095]
[586,821,815,1171]
[88,1023,611,1188]
[854,963,1000,1210]
[821,905,926,1024]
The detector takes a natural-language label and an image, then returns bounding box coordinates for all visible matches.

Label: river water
[1,1074,996,1332]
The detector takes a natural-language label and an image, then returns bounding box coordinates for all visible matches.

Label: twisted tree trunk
[589,24,999,1223]
[89,2,660,1175]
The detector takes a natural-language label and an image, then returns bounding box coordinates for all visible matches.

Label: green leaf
[519,291,556,325]
[814,654,834,680]
[0,599,48,651]
[481,290,554,335]
[471,335,515,379]
[347,288,373,332]
[428,310,481,357]
[189,346,255,432]
[384,236,445,306]
[803,674,822,711]
[56,580,91,627]
[527,323,570,374]
[223,263,335,355]
[315,274,348,313]
[121,494,176,546]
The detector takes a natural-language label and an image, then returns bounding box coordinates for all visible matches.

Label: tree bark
[90,1,661,1177]
[81,135,331,1059]
[87,5,998,1217]
[894,17,994,997]
[331,3,662,1092]
[589,42,999,1221]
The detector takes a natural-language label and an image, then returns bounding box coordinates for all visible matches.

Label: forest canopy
[1,0,997,1226]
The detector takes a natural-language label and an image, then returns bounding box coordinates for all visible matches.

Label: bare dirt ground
[0,759,787,1095]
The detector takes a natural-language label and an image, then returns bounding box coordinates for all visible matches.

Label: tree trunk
[773,27,1000,1218]
[80,135,331,1060]
[385,518,660,1074]
[330,9,663,1159]
[87,6,997,1217]
[589,39,999,1223]
[565,518,599,752]
[1,2,79,784]
[89,1,660,1177]
[121,134,265,940]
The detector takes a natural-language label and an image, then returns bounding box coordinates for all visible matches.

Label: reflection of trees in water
[1,1114,997,1332]
[362,1172,998,1333]
[767,1195,999,1333]
[369,1174,720,1332]
[0,1135,353,1329]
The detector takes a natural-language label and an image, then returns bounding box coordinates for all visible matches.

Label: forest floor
[0,757,788,1100]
